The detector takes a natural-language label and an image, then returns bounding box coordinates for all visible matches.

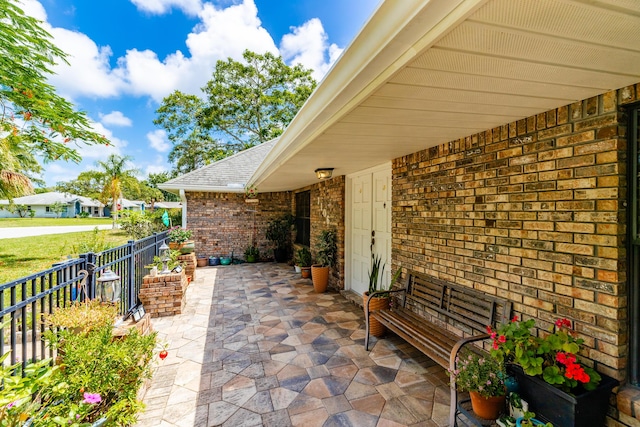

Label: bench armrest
[365,288,406,313]
[449,333,491,375]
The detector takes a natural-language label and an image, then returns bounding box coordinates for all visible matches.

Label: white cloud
[116,0,278,101]
[280,18,343,82]
[100,111,133,127]
[18,0,47,21]
[130,0,202,16]
[147,129,171,152]
[27,0,340,103]
[144,163,168,177]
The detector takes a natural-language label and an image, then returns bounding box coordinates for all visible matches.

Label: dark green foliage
[315,229,337,268]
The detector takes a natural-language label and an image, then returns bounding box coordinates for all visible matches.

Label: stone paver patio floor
[135,264,451,427]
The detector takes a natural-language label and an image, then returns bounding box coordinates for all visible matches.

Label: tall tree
[0,0,109,199]
[154,50,316,174]
[202,50,316,149]
[154,92,228,175]
[95,154,138,228]
[145,172,178,202]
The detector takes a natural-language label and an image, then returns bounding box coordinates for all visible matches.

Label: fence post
[80,252,96,300]
[128,241,135,312]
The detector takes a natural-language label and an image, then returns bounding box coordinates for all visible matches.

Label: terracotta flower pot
[363,292,389,337]
[311,265,329,292]
[469,391,505,420]
[196,257,207,267]
[301,267,311,279]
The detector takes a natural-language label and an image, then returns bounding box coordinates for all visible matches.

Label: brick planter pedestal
[139,272,188,318]
[178,253,196,281]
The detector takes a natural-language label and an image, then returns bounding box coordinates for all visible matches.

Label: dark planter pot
[209,257,219,266]
[273,248,288,263]
[508,365,618,427]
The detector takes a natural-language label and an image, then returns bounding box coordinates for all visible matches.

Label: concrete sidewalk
[136,264,450,427]
[0,224,114,239]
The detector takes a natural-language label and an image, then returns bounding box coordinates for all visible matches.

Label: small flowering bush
[450,351,506,398]
[487,317,602,393]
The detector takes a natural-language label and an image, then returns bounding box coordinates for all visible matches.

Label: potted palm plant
[311,229,337,292]
[363,254,401,337]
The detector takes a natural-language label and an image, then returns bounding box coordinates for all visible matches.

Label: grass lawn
[0,229,129,284]
[0,217,113,228]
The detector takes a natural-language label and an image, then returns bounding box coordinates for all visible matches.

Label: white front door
[348,165,392,295]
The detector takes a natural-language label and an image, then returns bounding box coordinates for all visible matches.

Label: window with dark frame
[295,191,311,247]
[628,102,640,386]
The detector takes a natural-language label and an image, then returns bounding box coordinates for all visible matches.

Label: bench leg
[449,385,458,426]
[364,314,371,351]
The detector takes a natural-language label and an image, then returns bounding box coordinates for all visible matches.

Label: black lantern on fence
[96,268,121,303]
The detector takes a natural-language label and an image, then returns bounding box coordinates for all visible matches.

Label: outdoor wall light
[159,242,171,274]
[96,267,121,303]
[315,168,334,180]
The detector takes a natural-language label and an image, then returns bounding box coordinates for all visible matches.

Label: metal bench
[364,272,512,426]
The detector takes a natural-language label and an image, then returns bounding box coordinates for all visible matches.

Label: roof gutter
[158,184,247,194]
[249,0,487,187]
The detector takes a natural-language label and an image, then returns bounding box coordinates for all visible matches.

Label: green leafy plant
[367,254,401,295]
[167,226,192,243]
[519,411,553,427]
[295,247,312,267]
[43,325,157,425]
[244,245,259,258]
[144,250,182,271]
[314,229,337,267]
[265,214,295,251]
[488,317,601,393]
[117,211,161,240]
[449,350,506,398]
[0,351,61,425]
[72,227,113,254]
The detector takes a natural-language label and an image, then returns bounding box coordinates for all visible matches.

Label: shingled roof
[159,139,277,193]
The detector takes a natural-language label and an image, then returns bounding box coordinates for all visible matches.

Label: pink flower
[82,393,102,404]
[511,315,519,322]
[498,335,506,343]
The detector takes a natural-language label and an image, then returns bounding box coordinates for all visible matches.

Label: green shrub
[72,227,114,254]
[43,325,157,425]
[117,211,161,240]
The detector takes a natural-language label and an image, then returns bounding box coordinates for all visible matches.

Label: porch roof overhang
[250,0,640,192]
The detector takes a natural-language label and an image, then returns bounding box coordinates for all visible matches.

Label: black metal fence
[0,231,168,367]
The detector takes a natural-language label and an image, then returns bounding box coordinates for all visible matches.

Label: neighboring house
[161,1,640,423]
[103,199,145,218]
[0,192,106,218]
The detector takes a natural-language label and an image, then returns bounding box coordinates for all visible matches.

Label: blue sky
[21,0,380,186]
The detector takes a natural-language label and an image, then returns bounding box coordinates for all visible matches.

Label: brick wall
[295,176,346,291]
[393,87,640,384]
[186,191,292,260]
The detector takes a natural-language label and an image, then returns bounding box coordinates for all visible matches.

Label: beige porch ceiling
[251,0,640,192]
